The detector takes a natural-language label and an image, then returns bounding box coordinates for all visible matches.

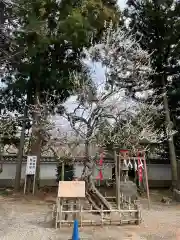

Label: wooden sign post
[24,156,37,195]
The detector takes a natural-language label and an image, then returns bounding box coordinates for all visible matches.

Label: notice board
[58,181,85,198]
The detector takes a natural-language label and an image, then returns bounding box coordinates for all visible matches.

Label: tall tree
[1,0,121,190]
[62,25,154,210]
[122,0,180,188]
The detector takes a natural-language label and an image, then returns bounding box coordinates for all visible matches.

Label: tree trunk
[27,90,42,193]
[31,131,42,191]
[83,140,112,210]
[0,139,3,174]
[14,106,28,191]
[162,76,177,188]
[85,175,112,210]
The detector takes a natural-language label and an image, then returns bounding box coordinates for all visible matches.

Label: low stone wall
[148,180,171,188]
[147,164,171,188]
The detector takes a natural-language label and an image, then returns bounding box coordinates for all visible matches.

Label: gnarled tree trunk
[82,140,112,210]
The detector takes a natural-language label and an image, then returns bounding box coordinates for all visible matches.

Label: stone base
[173,188,180,201]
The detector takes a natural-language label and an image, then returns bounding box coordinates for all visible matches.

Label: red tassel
[137,151,143,182]
[96,152,104,180]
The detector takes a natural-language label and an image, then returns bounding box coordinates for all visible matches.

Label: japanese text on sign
[26,156,37,175]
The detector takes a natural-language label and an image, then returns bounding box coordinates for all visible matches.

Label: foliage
[1,0,121,116]
[125,0,180,90]
[124,0,180,153]
[56,162,74,182]
[0,112,20,146]
[0,1,15,66]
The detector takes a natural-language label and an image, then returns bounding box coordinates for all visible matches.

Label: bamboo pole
[114,150,120,209]
[143,153,150,209]
[118,154,121,209]
[61,162,65,181]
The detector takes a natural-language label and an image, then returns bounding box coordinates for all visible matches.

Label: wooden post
[59,200,63,229]
[80,204,83,227]
[118,154,121,208]
[61,162,65,181]
[32,171,36,195]
[101,204,104,226]
[114,150,120,209]
[73,198,77,220]
[142,152,150,209]
[24,175,27,194]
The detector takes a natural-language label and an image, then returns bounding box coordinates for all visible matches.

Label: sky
[118,0,127,9]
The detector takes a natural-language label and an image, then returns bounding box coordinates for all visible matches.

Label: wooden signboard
[24,155,37,195]
[26,156,37,175]
[58,181,85,198]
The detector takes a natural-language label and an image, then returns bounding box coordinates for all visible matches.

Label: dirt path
[0,191,180,239]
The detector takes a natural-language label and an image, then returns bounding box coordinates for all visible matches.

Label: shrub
[56,158,74,181]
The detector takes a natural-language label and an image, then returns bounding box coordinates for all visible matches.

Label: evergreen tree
[2,0,121,113]
[0,0,121,190]
[123,0,180,187]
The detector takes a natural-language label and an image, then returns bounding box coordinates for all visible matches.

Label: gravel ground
[0,191,180,240]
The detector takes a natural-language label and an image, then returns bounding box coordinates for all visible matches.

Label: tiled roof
[3,143,101,157]
[1,155,55,163]
[1,154,170,165]
[1,143,114,162]
[1,154,115,163]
